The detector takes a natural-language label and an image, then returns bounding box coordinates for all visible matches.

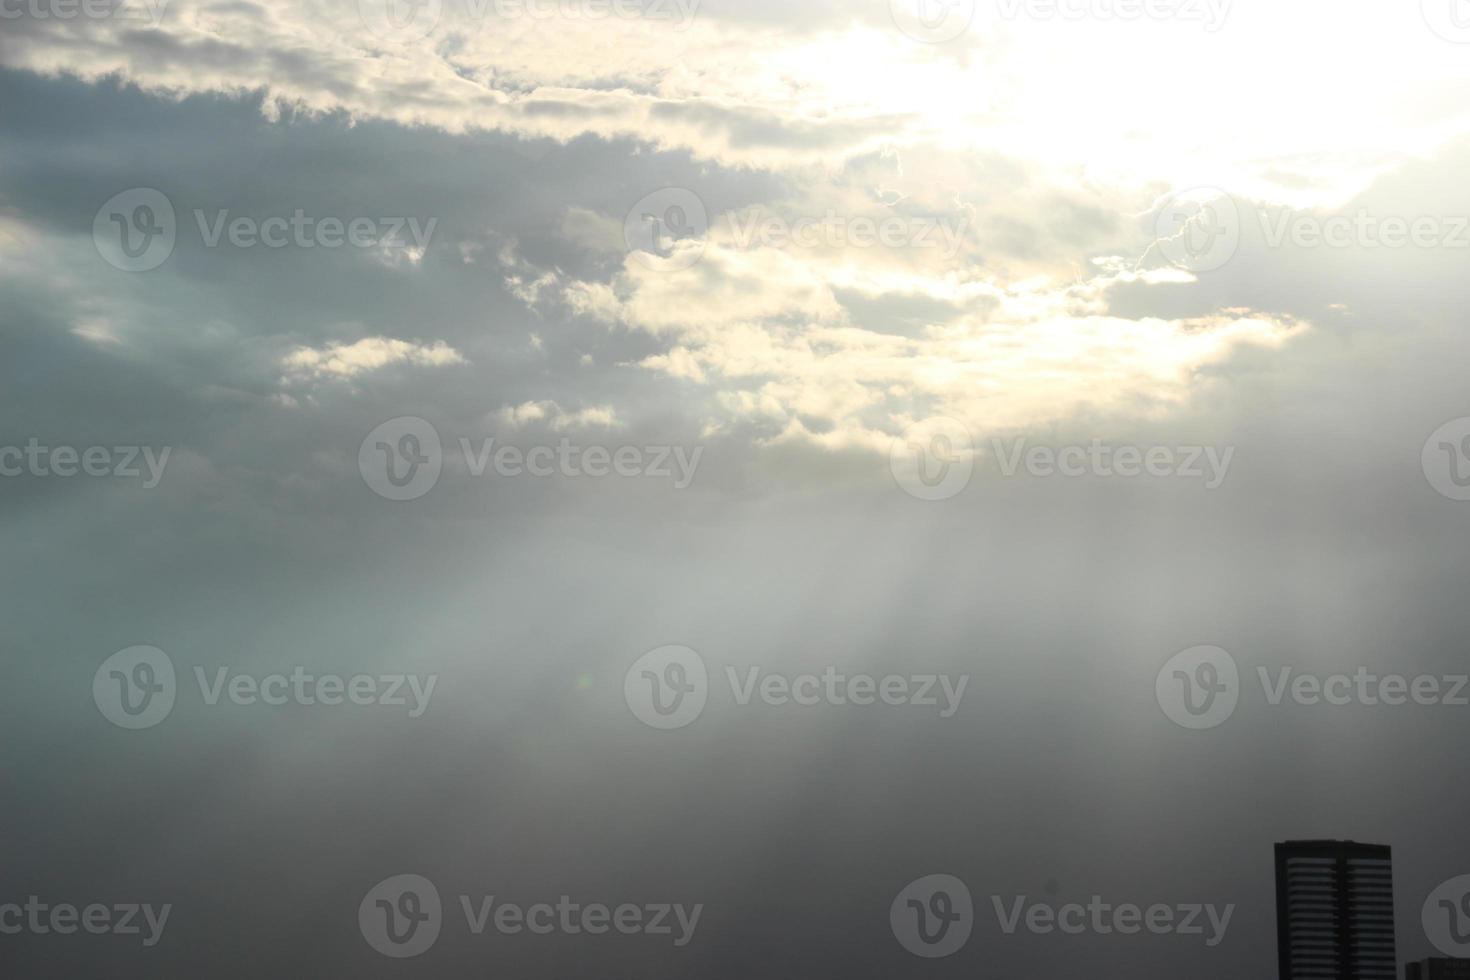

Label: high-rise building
[1407,959,1470,980]
[1274,840,1397,979]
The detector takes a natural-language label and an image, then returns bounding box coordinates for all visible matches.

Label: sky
[3,0,1470,976]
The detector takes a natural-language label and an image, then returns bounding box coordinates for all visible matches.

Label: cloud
[281,335,467,379]
[496,399,623,431]
[506,210,1307,452]
[7,0,1468,203]
[6,18,1470,980]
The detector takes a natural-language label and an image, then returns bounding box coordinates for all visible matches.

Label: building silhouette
[1407,959,1470,980]
[1274,840,1396,979]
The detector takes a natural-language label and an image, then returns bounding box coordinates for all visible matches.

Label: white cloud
[507,228,1308,450]
[282,336,467,380]
[5,2,1467,205]
[496,400,623,431]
